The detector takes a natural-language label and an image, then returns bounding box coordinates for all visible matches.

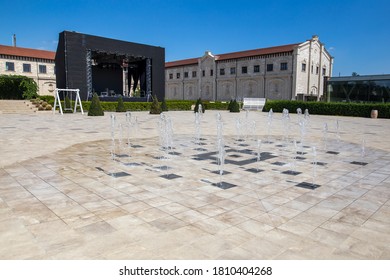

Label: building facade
[327,74,390,103]
[165,35,333,101]
[0,44,56,96]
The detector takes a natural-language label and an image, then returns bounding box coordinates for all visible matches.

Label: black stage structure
[55,31,165,101]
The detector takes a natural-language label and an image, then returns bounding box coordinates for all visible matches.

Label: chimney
[13,34,16,47]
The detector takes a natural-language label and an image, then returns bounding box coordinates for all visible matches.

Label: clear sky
[1,0,389,77]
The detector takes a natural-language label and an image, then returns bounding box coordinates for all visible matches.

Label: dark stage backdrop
[55,31,165,101]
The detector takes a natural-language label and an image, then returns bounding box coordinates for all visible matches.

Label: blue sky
[1,0,389,76]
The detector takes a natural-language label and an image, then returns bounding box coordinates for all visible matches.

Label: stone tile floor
[0,110,389,259]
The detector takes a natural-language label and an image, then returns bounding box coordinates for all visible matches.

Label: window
[169,73,173,79]
[220,68,225,75]
[210,69,213,76]
[242,66,248,74]
[316,66,319,75]
[184,72,189,78]
[176,73,180,79]
[322,68,326,76]
[254,65,260,73]
[301,63,306,72]
[266,64,273,72]
[39,65,47,74]
[192,71,197,78]
[6,62,14,71]
[230,67,236,75]
[280,62,288,71]
[311,65,313,74]
[23,63,31,73]
[202,70,205,77]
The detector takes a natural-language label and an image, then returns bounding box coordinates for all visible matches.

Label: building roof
[329,74,390,82]
[165,43,300,68]
[0,44,55,60]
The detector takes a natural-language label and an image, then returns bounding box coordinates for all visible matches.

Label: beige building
[0,44,56,96]
[165,35,333,101]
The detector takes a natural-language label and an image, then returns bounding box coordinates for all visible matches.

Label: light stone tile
[277,219,317,236]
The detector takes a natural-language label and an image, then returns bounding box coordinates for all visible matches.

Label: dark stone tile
[160,173,182,180]
[210,170,232,175]
[282,170,302,176]
[123,162,142,167]
[212,181,237,189]
[154,165,172,170]
[295,182,320,189]
[109,172,131,178]
[229,154,242,158]
[115,154,130,158]
[272,161,286,166]
[350,161,368,166]
[245,168,264,173]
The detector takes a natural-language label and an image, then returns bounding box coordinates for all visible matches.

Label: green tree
[161,97,168,112]
[64,95,73,113]
[194,98,205,113]
[88,93,104,116]
[149,94,162,114]
[229,99,240,112]
[116,96,126,112]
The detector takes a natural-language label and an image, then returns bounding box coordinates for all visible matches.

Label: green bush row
[263,100,390,118]
[50,97,390,119]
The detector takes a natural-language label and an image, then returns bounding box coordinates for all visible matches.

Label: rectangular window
[176,73,180,79]
[202,70,205,77]
[220,68,225,75]
[311,65,314,74]
[280,62,288,71]
[242,66,248,74]
[6,62,14,71]
[230,67,236,75]
[322,68,326,76]
[184,72,188,78]
[23,63,31,73]
[169,73,173,79]
[210,69,213,76]
[192,71,197,78]
[254,65,260,73]
[301,63,306,72]
[316,66,319,75]
[39,65,47,74]
[266,64,273,72]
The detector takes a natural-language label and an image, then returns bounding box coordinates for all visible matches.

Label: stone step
[0,100,37,114]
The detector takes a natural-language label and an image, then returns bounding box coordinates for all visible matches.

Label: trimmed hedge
[50,98,390,119]
[263,100,390,119]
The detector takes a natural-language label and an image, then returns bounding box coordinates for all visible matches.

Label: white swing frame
[53,88,84,115]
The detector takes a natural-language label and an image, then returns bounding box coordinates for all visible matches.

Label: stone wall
[0,57,56,96]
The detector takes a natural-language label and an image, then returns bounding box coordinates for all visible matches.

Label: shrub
[64,95,73,113]
[46,104,52,110]
[116,96,126,112]
[161,98,168,112]
[229,99,240,112]
[149,94,162,114]
[39,95,55,105]
[88,93,104,116]
[194,98,205,113]
[0,75,38,99]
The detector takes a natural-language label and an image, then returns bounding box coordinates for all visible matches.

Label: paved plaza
[0,110,389,259]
